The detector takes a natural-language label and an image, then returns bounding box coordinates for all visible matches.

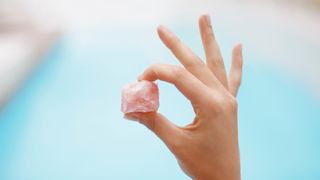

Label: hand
[125,14,243,180]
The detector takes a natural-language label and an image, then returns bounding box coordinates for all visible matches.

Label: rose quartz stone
[121,81,159,113]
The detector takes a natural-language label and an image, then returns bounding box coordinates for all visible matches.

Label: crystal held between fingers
[121,81,159,114]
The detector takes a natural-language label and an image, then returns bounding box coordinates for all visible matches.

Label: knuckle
[201,93,223,113]
[236,78,242,86]
[205,92,238,113]
[231,78,242,92]
[148,63,165,75]
[173,66,187,78]
[207,30,214,37]
[185,57,204,69]
[210,57,224,67]
[227,96,238,112]
[209,96,225,112]
[169,37,181,50]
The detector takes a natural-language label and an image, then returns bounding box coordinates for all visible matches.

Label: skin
[125,14,243,180]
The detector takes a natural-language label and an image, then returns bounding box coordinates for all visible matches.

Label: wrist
[195,157,241,180]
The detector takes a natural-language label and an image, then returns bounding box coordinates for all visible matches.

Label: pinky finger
[229,43,243,97]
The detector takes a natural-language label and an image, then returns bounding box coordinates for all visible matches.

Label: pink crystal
[121,81,159,114]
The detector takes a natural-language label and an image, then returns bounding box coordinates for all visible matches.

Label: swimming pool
[0,24,319,179]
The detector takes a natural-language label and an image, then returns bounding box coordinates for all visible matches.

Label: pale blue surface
[0,27,320,179]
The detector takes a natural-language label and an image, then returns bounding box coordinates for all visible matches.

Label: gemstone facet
[121,81,159,113]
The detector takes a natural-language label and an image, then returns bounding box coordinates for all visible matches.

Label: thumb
[124,112,180,150]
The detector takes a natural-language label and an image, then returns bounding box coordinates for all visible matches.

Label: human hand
[125,14,243,180]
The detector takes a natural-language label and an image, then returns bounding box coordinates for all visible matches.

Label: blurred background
[0,0,319,179]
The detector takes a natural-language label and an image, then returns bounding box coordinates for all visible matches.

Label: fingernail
[158,25,173,36]
[238,43,243,56]
[137,75,143,81]
[159,25,168,32]
[205,14,212,27]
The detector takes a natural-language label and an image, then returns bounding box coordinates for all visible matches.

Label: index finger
[138,64,212,104]
[157,25,220,89]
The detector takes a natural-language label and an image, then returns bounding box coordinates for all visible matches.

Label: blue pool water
[0,27,319,179]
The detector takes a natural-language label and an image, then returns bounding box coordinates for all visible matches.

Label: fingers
[124,112,181,152]
[199,14,228,88]
[157,25,219,89]
[229,43,243,96]
[138,64,211,104]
